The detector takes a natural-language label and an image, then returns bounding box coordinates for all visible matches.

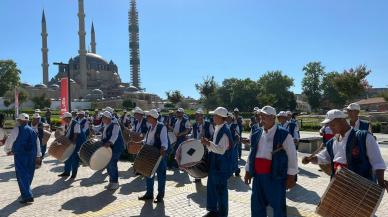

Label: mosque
[21,0,162,109]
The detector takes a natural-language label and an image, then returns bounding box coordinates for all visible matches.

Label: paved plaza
[1,135,387,217]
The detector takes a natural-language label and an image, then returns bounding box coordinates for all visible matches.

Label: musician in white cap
[244,106,298,217]
[201,107,234,217]
[233,108,243,160]
[132,107,148,135]
[277,111,288,128]
[191,108,214,182]
[4,113,41,204]
[30,113,46,158]
[285,111,300,148]
[77,111,90,138]
[138,109,168,203]
[346,102,372,132]
[302,109,387,192]
[101,111,125,190]
[58,112,86,179]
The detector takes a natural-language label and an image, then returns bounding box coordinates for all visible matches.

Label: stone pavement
[0,149,387,217]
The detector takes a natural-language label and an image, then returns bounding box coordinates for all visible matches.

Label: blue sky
[1,0,387,99]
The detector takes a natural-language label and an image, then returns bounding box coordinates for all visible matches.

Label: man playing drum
[170,108,191,168]
[58,112,86,179]
[30,113,45,159]
[191,108,214,182]
[244,106,298,217]
[201,107,234,217]
[78,111,90,138]
[346,102,372,132]
[101,111,125,190]
[226,112,241,177]
[138,109,168,203]
[131,107,148,136]
[302,109,387,190]
[4,113,41,204]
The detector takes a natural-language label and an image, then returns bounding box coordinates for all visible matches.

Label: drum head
[47,132,56,147]
[59,144,75,162]
[180,139,204,166]
[90,147,112,170]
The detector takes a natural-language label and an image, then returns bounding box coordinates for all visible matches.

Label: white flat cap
[286,111,292,116]
[77,111,85,115]
[146,109,159,119]
[132,107,144,115]
[32,113,41,119]
[62,112,72,119]
[177,108,184,113]
[34,109,41,113]
[346,103,360,111]
[102,111,112,119]
[195,108,204,114]
[261,106,276,116]
[321,109,348,124]
[209,107,228,118]
[17,113,29,121]
[233,108,239,112]
[104,107,114,113]
[277,111,287,117]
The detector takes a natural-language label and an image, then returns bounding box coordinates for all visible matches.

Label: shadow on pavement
[286,183,321,205]
[187,182,207,208]
[33,178,73,198]
[0,199,31,216]
[79,170,108,187]
[61,190,117,214]
[119,175,146,195]
[0,171,15,182]
[228,176,251,192]
[131,200,169,217]
[298,168,320,179]
[166,169,191,187]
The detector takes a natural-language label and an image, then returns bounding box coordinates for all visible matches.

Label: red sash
[254,158,272,174]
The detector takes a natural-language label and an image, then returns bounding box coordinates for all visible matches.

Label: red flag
[60,78,69,116]
[15,87,19,117]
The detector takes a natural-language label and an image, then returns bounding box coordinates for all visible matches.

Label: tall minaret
[90,22,96,54]
[78,0,87,90]
[41,10,49,85]
[129,0,140,89]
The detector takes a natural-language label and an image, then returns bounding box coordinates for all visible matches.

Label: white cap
[32,113,41,119]
[123,109,127,113]
[233,108,239,112]
[253,107,259,111]
[77,111,85,115]
[277,111,287,117]
[261,106,276,116]
[104,107,114,113]
[156,108,161,113]
[102,111,112,119]
[177,108,184,113]
[346,103,360,111]
[132,107,144,115]
[146,109,159,119]
[209,107,228,118]
[62,112,72,119]
[17,113,29,121]
[195,108,204,114]
[227,112,234,118]
[286,111,292,116]
[321,109,348,124]
[34,109,41,113]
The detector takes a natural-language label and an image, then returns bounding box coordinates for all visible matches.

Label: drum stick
[306,142,325,161]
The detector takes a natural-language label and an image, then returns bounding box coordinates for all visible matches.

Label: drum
[79,138,112,170]
[319,164,332,176]
[122,127,131,144]
[42,130,51,145]
[127,132,143,154]
[133,145,162,178]
[54,126,64,138]
[48,136,75,162]
[168,132,177,145]
[176,139,208,178]
[316,167,384,217]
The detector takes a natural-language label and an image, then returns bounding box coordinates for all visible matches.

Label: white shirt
[245,124,299,175]
[353,119,372,133]
[173,118,191,135]
[192,121,215,140]
[144,123,168,150]
[65,121,81,138]
[4,126,42,157]
[103,123,120,144]
[207,123,230,155]
[316,128,386,171]
[80,118,90,133]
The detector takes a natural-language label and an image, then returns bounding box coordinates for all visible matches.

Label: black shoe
[234,172,240,177]
[153,195,164,203]
[58,172,70,177]
[138,194,153,201]
[194,179,201,183]
[19,198,34,204]
[203,211,218,217]
[70,174,77,179]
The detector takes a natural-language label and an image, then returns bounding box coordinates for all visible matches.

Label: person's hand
[201,137,210,146]
[103,143,111,148]
[244,172,252,185]
[302,156,310,165]
[160,149,166,156]
[6,151,13,156]
[285,175,296,189]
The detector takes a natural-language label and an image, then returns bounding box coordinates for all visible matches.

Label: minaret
[90,22,96,54]
[41,10,49,85]
[129,0,140,89]
[78,0,87,90]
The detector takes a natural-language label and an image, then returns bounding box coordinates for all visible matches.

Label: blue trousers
[207,172,228,217]
[146,156,167,197]
[233,145,240,174]
[237,142,242,159]
[251,174,286,217]
[14,154,35,200]
[64,150,80,175]
[107,149,122,183]
[40,144,47,158]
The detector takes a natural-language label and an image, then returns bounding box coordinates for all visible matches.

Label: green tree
[195,76,218,110]
[301,61,325,111]
[217,78,259,111]
[166,90,183,105]
[0,60,21,96]
[257,71,296,111]
[31,94,51,109]
[122,98,135,109]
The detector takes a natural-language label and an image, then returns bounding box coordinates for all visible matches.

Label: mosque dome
[92,89,103,94]
[35,84,47,88]
[72,53,108,65]
[125,85,139,92]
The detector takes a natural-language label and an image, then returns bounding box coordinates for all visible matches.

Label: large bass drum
[176,139,208,178]
[48,136,75,162]
[79,138,112,170]
[133,145,162,178]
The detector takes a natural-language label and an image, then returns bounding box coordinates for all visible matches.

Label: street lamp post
[53,62,71,112]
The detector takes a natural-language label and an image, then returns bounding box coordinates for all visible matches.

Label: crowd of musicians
[0,102,387,217]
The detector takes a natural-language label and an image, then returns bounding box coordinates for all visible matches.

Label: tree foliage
[301,61,325,111]
[0,60,21,96]
[195,76,218,110]
[166,90,184,105]
[31,94,51,109]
